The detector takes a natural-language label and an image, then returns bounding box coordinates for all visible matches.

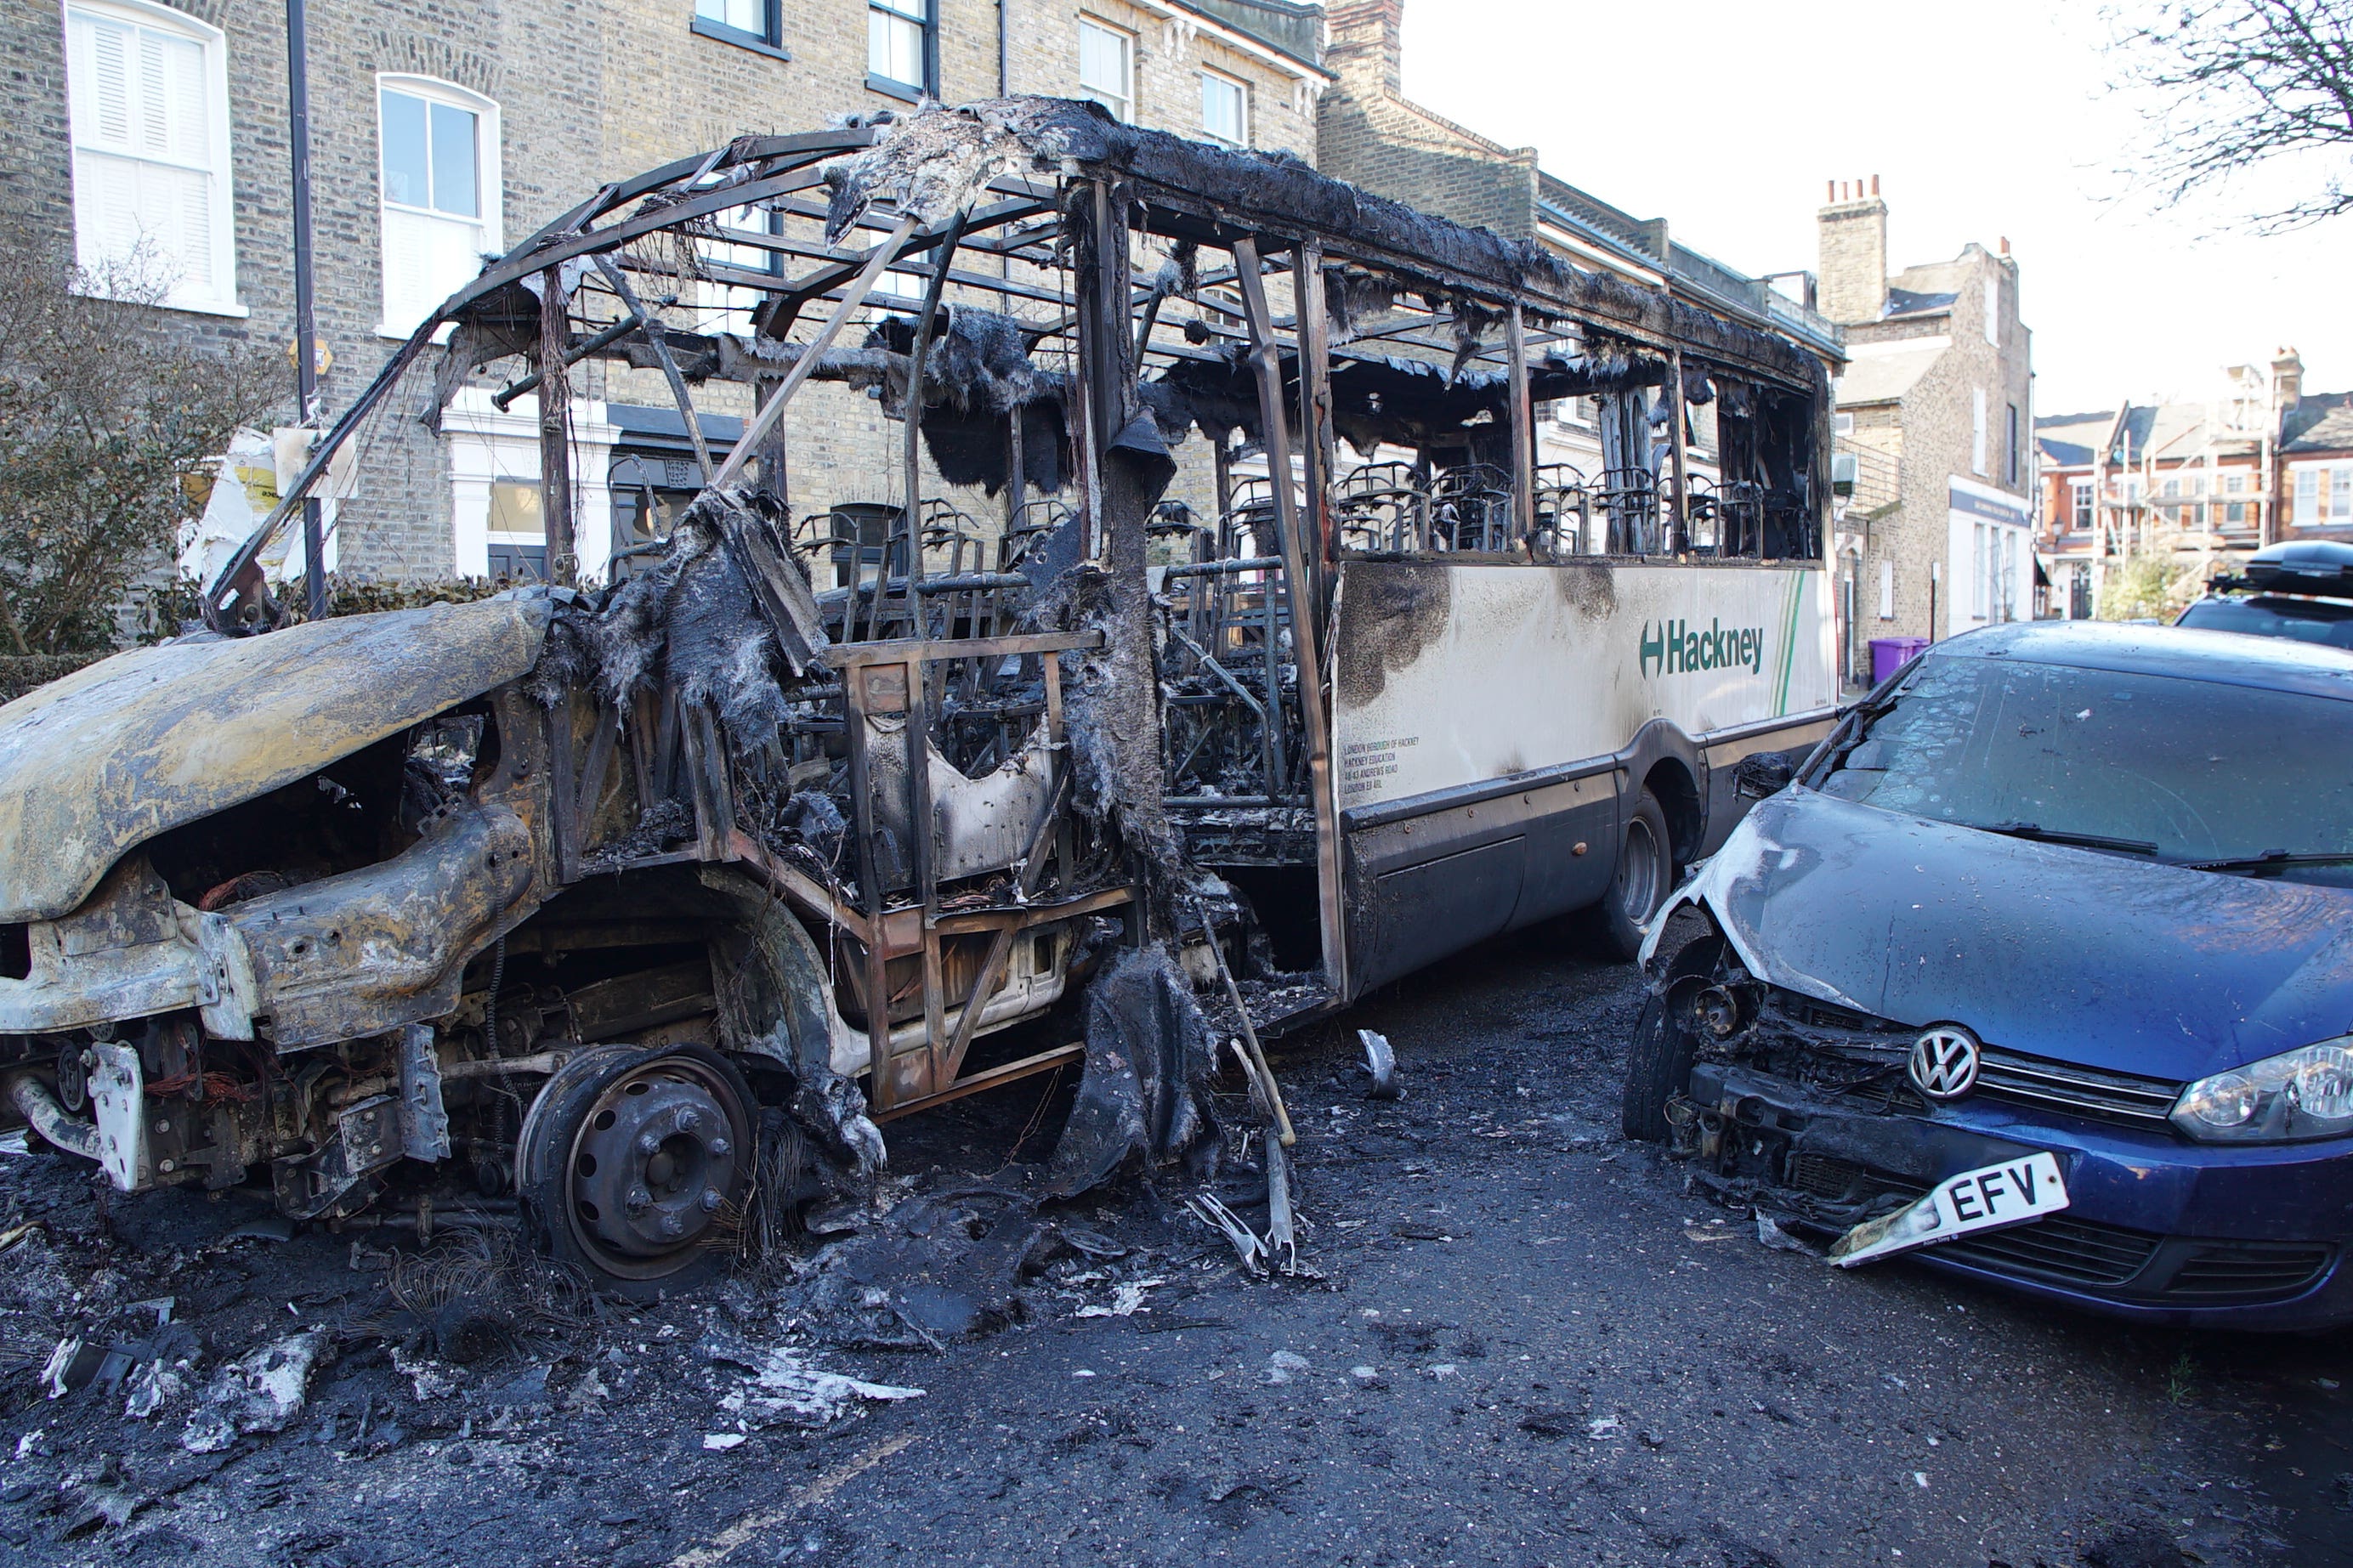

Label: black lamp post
[286,0,326,621]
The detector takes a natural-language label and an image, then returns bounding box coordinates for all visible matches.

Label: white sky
[1398,0,2348,418]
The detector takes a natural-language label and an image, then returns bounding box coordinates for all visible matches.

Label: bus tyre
[1601,790,1673,961]
[518,1043,755,1300]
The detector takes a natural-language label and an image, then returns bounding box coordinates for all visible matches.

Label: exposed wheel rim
[561,1054,750,1282]
[1617,816,1664,926]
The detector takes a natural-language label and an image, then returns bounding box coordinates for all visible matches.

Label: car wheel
[518,1043,755,1299]
[1621,934,1724,1142]
[1600,789,1674,961]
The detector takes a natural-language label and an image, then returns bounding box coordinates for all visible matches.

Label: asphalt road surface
[2,920,2347,1567]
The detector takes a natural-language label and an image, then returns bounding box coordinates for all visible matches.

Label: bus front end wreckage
[0,98,1842,1293]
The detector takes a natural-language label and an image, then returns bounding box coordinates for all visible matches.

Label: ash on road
[1,923,2345,1568]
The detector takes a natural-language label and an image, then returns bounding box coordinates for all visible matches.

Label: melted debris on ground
[1,926,2346,1567]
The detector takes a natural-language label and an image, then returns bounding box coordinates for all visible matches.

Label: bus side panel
[1328,558,1836,993]
[1343,824,1524,995]
[1329,560,1836,824]
[1336,765,1623,994]
[1499,767,1619,931]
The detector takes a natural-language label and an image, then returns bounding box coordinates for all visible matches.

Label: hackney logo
[1639,618,1766,678]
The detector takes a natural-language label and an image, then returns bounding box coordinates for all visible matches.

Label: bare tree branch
[2110,0,2353,231]
[0,216,278,654]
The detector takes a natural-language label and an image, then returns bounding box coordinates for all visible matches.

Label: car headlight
[2172,1038,2353,1143]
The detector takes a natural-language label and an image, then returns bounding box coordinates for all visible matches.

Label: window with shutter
[63,2,240,314]
[377,77,502,337]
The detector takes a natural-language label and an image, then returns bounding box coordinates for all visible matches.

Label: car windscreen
[2176,595,2353,649]
[1817,654,2353,879]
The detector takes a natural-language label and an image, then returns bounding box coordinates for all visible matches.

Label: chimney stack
[1817,175,1888,326]
[1325,0,1405,96]
[2273,346,2305,409]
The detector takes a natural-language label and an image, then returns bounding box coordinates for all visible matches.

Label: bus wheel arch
[1640,758,1703,872]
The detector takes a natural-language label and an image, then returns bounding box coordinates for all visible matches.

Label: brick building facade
[2033,368,2274,620]
[1813,183,2033,659]
[1,0,1325,594]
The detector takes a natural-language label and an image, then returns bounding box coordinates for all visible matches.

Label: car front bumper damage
[1675,1057,2353,1330]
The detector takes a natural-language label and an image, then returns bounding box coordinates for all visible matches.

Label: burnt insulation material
[866,305,1052,417]
[698,866,887,1190]
[824,99,1084,240]
[586,492,793,739]
[820,96,1824,393]
[1146,240,1199,303]
[1045,943,1221,1198]
[863,306,1072,496]
[1039,564,1182,891]
[923,396,1069,495]
[1324,266,1397,343]
[1141,348,1668,457]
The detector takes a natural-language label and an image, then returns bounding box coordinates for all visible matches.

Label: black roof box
[2243,540,2353,590]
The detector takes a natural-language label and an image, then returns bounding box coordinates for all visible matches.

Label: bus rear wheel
[1600,789,1673,961]
[519,1043,754,1299]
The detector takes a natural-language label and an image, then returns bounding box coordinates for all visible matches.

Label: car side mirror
[1734,752,1795,800]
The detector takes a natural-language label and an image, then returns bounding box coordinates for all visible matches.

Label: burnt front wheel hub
[570,1065,744,1259]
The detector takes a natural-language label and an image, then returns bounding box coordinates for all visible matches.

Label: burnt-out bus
[0,99,1840,1290]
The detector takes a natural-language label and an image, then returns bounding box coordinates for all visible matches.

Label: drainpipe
[286,0,326,621]
[998,0,1010,95]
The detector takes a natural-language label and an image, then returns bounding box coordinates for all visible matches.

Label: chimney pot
[1870,173,1880,196]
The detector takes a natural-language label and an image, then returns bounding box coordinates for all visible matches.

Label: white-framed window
[868,0,931,95]
[2335,465,2353,523]
[1982,276,1999,346]
[2070,478,2093,529]
[1878,557,1893,620]
[1078,18,1132,122]
[443,387,619,584]
[1833,411,1855,435]
[62,0,241,315]
[698,201,783,330]
[695,0,786,54]
[864,264,927,326]
[1970,387,1987,476]
[2297,467,2320,522]
[1200,70,1247,146]
[377,75,501,337]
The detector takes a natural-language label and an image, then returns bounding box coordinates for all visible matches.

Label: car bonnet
[1659,787,2353,1084]
[0,596,551,924]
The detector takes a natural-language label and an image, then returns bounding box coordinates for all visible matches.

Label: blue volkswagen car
[1621,621,2353,1328]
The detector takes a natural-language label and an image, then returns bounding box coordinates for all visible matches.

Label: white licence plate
[1829,1151,2069,1268]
